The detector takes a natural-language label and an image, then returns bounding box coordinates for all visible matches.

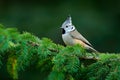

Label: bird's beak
[60,27,63,29]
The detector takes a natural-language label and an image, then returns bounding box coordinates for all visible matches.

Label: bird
[61,15,98,53]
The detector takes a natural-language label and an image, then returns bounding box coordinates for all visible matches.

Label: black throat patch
[62,29,65,34]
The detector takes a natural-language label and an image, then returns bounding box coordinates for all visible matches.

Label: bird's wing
[70,30,93,47]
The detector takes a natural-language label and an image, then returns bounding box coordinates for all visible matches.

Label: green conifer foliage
[0,24,120,80]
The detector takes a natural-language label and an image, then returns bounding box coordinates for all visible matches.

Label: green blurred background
[0,0,120,53]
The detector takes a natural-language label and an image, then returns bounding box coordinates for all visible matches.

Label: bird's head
[61,15,75,34]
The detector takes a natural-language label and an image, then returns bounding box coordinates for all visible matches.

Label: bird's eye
[66,26,68,28]
[71,27,73,29]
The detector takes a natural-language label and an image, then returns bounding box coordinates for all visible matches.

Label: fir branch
[0,25,120,80]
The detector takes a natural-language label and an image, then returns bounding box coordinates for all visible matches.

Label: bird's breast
[62,33,74,46]
[62,33,86,47]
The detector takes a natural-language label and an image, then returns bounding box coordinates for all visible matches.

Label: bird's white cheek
[65,30,71,33]
[65,28,72,33]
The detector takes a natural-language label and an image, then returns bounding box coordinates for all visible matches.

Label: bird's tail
[87,46,99,53]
